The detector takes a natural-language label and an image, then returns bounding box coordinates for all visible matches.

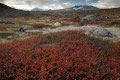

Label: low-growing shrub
[66,19,80,23]
[109,21,120,25]
[32,24,52,29]
[0,31,120,80]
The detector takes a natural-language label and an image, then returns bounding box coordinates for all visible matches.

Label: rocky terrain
[0,5,120,43]
[28,25,120,42]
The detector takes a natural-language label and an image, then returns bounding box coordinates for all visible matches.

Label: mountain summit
[70,5,99,10]
[31,5,99,11]
[32,8,43,11]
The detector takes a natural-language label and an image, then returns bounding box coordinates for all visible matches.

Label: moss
[0,33,14,38]
[49,27,58,29]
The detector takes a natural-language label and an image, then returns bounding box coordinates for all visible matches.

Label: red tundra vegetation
[66,19,81,23]
[0,31,120,80]
[32,24,52,29]
[0,25,8,31]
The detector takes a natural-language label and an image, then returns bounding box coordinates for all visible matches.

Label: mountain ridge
[31,5,99,11]
[69,5,99,10]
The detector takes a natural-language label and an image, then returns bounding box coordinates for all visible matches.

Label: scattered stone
[74,16,80,19]
[106,16,110,19]
[18,27,26,32]
[0,20,6,23]
[54,22,62,27]
[81,15,104,21]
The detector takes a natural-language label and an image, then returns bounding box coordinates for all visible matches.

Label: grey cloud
[86,0,92,2]
[92,0,120,8]
[0,0,6,3]
[0,0,73,10]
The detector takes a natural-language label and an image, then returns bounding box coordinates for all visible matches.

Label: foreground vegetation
[0,31,120,79]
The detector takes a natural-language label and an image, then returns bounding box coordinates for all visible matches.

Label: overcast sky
[0,0,120,10]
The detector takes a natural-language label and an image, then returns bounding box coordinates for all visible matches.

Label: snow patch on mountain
[70,5,99,10]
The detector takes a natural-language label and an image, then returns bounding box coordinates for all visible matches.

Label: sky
[0,0,120,10]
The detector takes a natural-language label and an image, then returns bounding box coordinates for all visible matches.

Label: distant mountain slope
[32,8,43,11]
[0,3,15,12]
[69,5,99,10]
[0,3,10,9]
[0,3,23,17]
[31,8,52,11]
[31,5,99,11]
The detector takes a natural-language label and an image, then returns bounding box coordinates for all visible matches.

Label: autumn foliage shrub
[66,19,80,23]
[112,41,120,59]
[0,31,120,80]
[32,24,52,29]
[0,26,7,31]
[109,21,120,25]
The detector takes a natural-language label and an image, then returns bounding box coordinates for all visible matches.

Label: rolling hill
[0,3,24,17]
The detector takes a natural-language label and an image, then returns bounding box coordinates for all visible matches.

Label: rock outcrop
[81,15,104,21]
[54,22,62,27]
[18,28,26,32]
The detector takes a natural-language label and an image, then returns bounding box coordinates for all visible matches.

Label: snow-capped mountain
[32,8,52,11]
[31,5,99,11]
[70,5,99,10]
[32,8,43,11]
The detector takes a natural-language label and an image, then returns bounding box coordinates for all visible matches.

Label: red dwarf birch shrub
[0,31,120,80]
[32,24,52,29]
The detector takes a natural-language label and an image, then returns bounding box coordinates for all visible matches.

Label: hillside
[0,3,14,16]
[0,3,25,17]
[0,3,13,10]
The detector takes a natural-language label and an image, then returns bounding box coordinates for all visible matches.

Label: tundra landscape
[0,2,120,80]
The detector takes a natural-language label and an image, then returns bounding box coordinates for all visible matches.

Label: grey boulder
[54,22,62,27]
[18,27,26,32]
[0,20,7,23]
[74,16,80,19]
